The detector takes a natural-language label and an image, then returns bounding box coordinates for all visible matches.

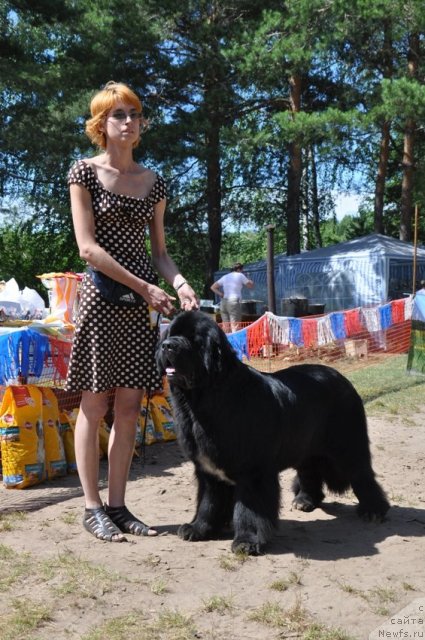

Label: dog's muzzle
[158,340,176,377]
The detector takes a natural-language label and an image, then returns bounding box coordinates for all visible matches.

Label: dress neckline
[79,159,158,201]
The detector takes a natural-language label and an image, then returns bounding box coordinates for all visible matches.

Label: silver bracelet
[175,280,187,292]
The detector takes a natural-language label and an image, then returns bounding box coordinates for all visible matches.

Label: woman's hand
[143,284,176,316]
[176,283,199,311]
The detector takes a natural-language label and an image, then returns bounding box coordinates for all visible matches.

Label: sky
[334,192,363,220]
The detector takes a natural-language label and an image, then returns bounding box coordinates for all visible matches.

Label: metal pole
[412,204,419,295]
[266,224,276,314]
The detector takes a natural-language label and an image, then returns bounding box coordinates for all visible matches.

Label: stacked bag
[136,390,177,449]
[0,383,176,489]
[0,385,68,489]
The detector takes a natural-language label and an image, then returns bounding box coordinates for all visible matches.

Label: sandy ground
[1,408,424,640]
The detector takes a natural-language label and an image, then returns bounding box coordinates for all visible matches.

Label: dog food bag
[160,377,174,406]
[136,398,157,447]
[150,395,176,442]
[63,407,104,460]
[0,385,45,488]
[63,407,79,430]
[40,388,67,479]
[99,419,110,458]
[59,411,77,474]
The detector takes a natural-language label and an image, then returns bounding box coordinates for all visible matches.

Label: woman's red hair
[85,81,148,149]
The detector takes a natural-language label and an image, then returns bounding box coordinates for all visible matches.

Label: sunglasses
[108,110,142,122]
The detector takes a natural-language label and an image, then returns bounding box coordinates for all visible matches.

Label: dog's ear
[202,324,236,379]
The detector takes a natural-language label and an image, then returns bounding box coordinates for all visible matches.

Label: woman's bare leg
[107,387,143,506]
[74,390,109,508]
[106,387,157,536]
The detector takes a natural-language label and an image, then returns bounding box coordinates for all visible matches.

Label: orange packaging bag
[0,385,45,488]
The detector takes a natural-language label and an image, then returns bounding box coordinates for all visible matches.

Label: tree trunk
[286,74,302,255]
[400,119,415,241]
[374,120,390,234]
[400,32,419,241]
[301,149,309,251]
[374,19,393,234]
[205,122,222,296]
[310,147,322,247]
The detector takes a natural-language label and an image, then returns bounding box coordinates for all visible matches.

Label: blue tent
[215,234,425,313]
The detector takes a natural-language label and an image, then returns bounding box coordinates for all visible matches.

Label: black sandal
[104,504,158,537]
[83,507,127,542]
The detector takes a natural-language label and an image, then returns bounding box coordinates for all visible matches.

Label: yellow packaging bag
[99,419,110,458]
[150,395,176,442]
[59,411,77,474]
[63,407,79,430]
[40,388,67,479]
[0,385,45,488]
[136,398,157,447]
[63,407,103,460]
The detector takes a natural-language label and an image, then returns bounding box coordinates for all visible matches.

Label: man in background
[211,262,254,332]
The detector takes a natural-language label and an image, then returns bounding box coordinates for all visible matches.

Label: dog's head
[156,311,237,390]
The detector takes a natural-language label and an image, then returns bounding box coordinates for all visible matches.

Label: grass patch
[345,355,425,417]
[248,599,354,639]
[0,544,33,590]
[248,599,309,631]
[82,613,149,640]
[269,570,302,591]
[302,624,355,639]
[218,551,249,571]
[0,511,27,533]
[337,580,398,615]
[142,553,162,567]
[82,609,196,640]
[41,551,122,598]
[60,511,78,525]
[150,577,168,595]
[0,598,53,640]
[203,594,235,614]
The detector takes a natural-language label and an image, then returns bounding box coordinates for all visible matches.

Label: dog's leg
[231,472,280,556]
[350,467,390,521]
[292,462,325,512]
[178,471,234,542]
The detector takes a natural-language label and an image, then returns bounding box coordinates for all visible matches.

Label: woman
[67,81,198,542]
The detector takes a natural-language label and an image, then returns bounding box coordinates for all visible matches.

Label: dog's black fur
[156,311,390,555]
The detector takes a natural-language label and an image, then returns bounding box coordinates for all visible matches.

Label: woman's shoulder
[148,171,167,203]
[68,158,97,185]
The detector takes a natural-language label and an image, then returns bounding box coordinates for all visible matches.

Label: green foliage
[0,215,82,300]
[381,78,425,121]
[220,227,286,270]
[2,0,425,288]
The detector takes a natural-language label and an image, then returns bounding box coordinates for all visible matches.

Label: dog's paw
[177,523,206,541]
[231,538,264,556]
[292,495,317,512]
[357,504,390,523]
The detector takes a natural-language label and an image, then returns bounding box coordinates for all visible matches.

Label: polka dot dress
[65,160,166,393]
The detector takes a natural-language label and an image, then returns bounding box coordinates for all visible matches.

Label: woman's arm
[70,183,143,286]
[149,198,198,310]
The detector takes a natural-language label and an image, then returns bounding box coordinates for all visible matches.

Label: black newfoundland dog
[156,311,389,555]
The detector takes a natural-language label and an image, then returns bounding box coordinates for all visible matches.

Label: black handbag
[87,267,146,307]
